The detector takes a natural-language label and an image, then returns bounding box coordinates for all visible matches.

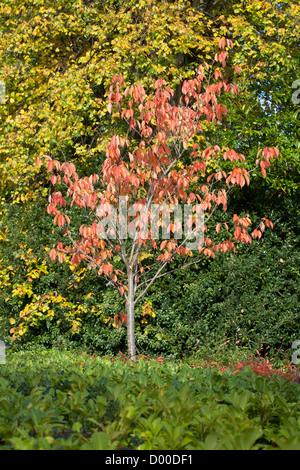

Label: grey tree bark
[125,267,137,362]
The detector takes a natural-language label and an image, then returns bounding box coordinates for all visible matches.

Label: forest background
[0,0,299,362]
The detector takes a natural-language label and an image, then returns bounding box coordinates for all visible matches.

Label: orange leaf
[47,160,54,172]
[160,240,167,250]
[49,248,57,262]
[234,226,241,239]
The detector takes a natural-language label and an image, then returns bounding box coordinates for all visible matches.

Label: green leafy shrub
[0,349,299,450]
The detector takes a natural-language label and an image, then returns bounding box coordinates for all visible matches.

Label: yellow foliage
[142,299,156,318]
[0,0,223,202]
[8,288,93,339]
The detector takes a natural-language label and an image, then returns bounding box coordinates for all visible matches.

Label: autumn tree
[40,41,278,360]
[0,0,224,344]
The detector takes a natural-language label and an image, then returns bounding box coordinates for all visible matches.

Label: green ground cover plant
[0,349,299,450]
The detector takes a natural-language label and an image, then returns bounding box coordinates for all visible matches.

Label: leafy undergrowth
[0,349,299,450]
[190,356,300,384]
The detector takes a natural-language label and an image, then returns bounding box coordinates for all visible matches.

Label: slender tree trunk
[126,269,136,362]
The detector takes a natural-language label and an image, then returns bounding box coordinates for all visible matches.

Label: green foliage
[0,350,299,450]
[1,188,297,361]
[141,238,299,360]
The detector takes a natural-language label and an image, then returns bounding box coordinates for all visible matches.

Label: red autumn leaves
[36,37,279,297]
